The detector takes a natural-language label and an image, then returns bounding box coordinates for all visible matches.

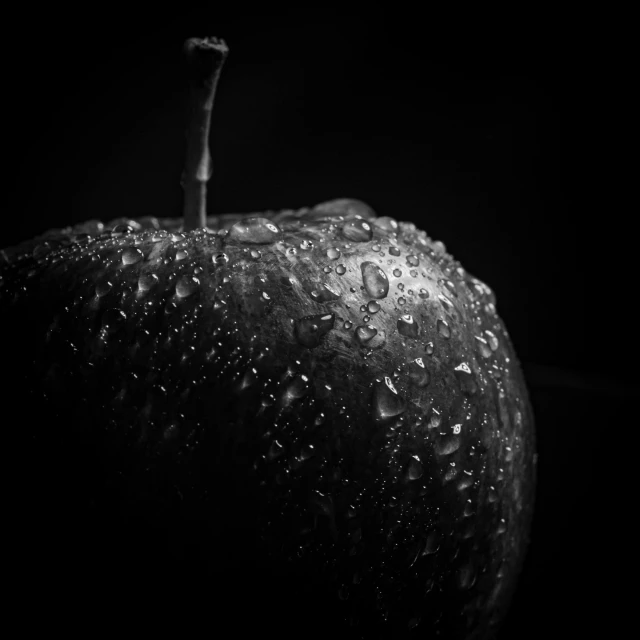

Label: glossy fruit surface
[2,198,535,638]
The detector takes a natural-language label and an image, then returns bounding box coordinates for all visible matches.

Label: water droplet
[373,377,407,421]
[344,320,353,329]
[309,283,341,303]
[389,246,401,257]
[437,319,451,339]
[176,249,189,261]
[454,363,478,395]
[374,216,398,232]
[327,247,341,260]
[485,329,499,351]
[323,266,332,273]
[342,218,373,242]
[250,249,262,259]
[435,436,461,456]
[175,275,200,297]
[214,253,229,265]
[398,314,419,338]
[398,296,406,306]
[439,295,454,311]
[294,313,335,348]
[228,218,282,244]
[406,254,419,267]
[111,223,134,236]
[300,239,314,251]
[355,324,377,344]
[268,439,285,460]
[425,341,435,355]
[336,264,347,275]
[95,280,113,297]
[361,262,389,299]
[281,374,311,407]
[393,268,402,278]
[122,247,144,265]
[137,273,158,292]
[367,301,380,314]
[419,288,429,299]
[408,358,430,387]
[407,455,424,480]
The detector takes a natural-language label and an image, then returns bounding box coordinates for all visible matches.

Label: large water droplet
[138,273,159,292]
[309,283,341,303]
[294,313,335,348]
[372,377,406,421]
[437,319,451,339]
[326,247,341,260]
[228,218,282,244]
[485,329,499,351]
[122,247,144,265]
[406,455,424,480]
[389,246,401,257]
[367,300,381,314]
[355,324,378,344]
[336,264,347,275]
[374,216,399,232]
[475,335,492,358]
[398,314,419,338]
[281,374,311,407]
[342,219,373,242]
[408,358,430,387]
[95,280,113,297]
[176,275,200,297]
[361,262,389,299]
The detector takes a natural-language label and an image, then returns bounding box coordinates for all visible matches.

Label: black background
[4,7,628,638]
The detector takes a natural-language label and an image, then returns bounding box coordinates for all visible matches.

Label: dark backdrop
[4,8,627,638]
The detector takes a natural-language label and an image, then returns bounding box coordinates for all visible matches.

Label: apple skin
[1,199,535,638]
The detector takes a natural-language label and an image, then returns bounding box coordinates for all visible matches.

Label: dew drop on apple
[393,268,402,278]
[176,275,200,297]
[309,283,341,302]
[268,439,284,460]
[398,314,419,338]
[408,357,430,387]
[228,218,282,244]
[485,329,499,351]
[373,377,407,421]
[356,324,377,344]
[176,249,189,261]
[122,247,144,265]
[475,336,492,358]
[367,301,380,314]
[342,218,373,242]
[425,341,435,355]
[138,273,159,292]
[361,262,389,299]
[389,246,401,257]
[374,216,398,232]
[406,455,424,480]
[437,319,451,339]
[343,320,353,330]
[95,280,113,297]
[326,247,341,260]
[398,296,406,306]
[214,253,229,265]
[336,264,347,275]
[406,254,419,267]
[111,223,134,236]
[294,313,335,348]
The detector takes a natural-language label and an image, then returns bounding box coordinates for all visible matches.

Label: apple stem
[182,37,229,230]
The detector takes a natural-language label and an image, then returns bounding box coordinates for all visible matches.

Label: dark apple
[1,37,535,638]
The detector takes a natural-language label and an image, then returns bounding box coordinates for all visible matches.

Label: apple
[1,37,535,638]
